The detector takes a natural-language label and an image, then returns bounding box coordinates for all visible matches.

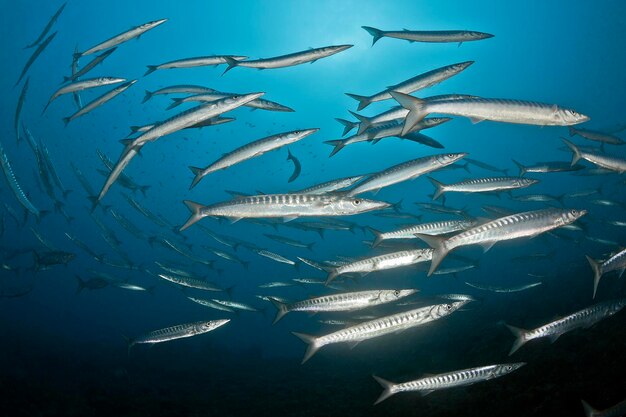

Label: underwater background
[1,0,626,415]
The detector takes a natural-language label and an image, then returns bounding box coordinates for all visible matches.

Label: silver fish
[222,45,352,73]
[43,77,126,113]
[187,297,236,313]
[63,80,136,125]
[16,31,57,86]
[0,141,40,218]
[142,85,215,103]
[292,301,467,363]
[372,363,523,405]
[127,319,229,351]
[128,117,234,135]
[586,248,626,298]
[251,248,296,268]
[417,208,587,276]
[269,289,417,324]
[167,91,294,112]
[512,159,584,176]
[326,249,433,284]
[368,219,476,247]
[156,273,224,293]
[563,138,626,173]
[391,92,590,136]
[346,61,473,111]
[211,299,259,312]
[180,194,389,231]
[263,234,315,251]
[429,176,538,200]
[64,48,118,83]
[77,19,167,58]
[15,78,29,144]
[189,129,318,188]
[464,281,542,293]
[569,126,624,147]
[362,26,494,46]
[24,3,66,49]
[145,55,248,75]
[348,153,467,196]
[505,299,626,355]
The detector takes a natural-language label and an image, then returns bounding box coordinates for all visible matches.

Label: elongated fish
[145,55,248,75]
[63,80,136,125]
[263,234,314,251]
[269,289,417,324]
[428,176,538,200]
[180,194,389,230]
[189,128,318,188]
[15,78,29,144]
[286,149,301,183]
[505,299,626,355]
[464,281,542,293]
[586,248,626,298]
[96,93,263,204]
[43,77,126,113]
[142,85,215,103]
[326,249,433,284]
[512,159,584,176]
[391,92,590,136]
[563,138,626,173]
[368,219,476,247]
[346,61,473,111]
[569,126,624,147]
[362,26,494,46]
[581,398,626,417]
[372,363,523,405]
[292,301,466,363]
[0,141,40,218]
[251,248,297,268]
[222,45,352,74]
[63,48,118,83]
[187,297,236,313]
[296,175,366,194]
[16,31,57,86]
[156,273,225,293]
[128,117,234,136]
[126,319,229,352]
[76,19,167,58]
[416,208,587,276]
[348,153,467,196]
[24,3,66,49]
[168,91,294,112]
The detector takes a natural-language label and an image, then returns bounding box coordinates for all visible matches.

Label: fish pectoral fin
[618,268,626,279]
[480,241,496,253]
[347,341,362,350]
[227,217,243,224]
[282,216,298,223]
[548,333,562,343]
[469,117,486,124]
[419,390,435,397]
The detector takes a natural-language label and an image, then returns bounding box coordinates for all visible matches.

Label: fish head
[450,61,475,73]
[197,319,230,333]
[422,117,452,128]
[494,362,526,376]
[288,128,319,141]
[142,19,168,30]
[433,300,468,317]
[379,289,419,302]
[563,208,587,224]
[334,197,390,214]
[515,178,539,187]
[554,107,590,125]
[327,44,353,53]
[435,152,468,166]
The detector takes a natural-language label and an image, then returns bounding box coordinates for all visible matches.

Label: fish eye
[394,290,400,296]
[445,304,452,311]
[353,199,361,205]
[447,154,455,158]
[506,366,512,371]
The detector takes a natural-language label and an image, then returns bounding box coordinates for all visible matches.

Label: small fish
[372,363,523,405]
[251,248,297,268]
[0,141,41,218]
[563,138,626,173]
[263,234,315,251]
[428,176,538,200]
[464,158,509,175]
[16,31,57,86]
[286,149,301,183]
[24,3,66,49]
[33,250,75,271]
[368,219,476,247]
[156,273,226,293]
[63,48,118,82]
[505,299,626,355]
[569,126,624,147]
[512,159,584,176]
[43,77,126,114]
[362,26,494,46]
[464,281,542,293]
[145,55,248,75]
[210,299,259,312]
[125,319,229,353]
[142,85,215,103]
[187,297,236,313]
[63,80,137,125]
[15,78,29,144]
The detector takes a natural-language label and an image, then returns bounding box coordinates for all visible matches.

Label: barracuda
[126,319,229,352]
[363,26,494,46]
[586,248,626,298]
[368,219,476,247]
[428,176,538,200]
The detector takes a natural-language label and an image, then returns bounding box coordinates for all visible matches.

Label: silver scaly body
[129,319,229,348]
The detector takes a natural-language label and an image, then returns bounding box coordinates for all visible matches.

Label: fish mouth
[334,45,354,52]
[301,128,320,137]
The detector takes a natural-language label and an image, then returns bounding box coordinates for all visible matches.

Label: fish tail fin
[511,159,526,176]
[62,117,71,127]
[568,127,576,137]
[144,65,157,77]
[505,324,529,355]
[427,176,446,200]
[362,26,385,46]
[241,261,251,270]
[75,274,85,294]
[166,98,185,110]
[334,118,357,136]
[345,93,371,111]
[349,111,373,135]
[62,76,70,83]
[121,334,134,357]
[140,185,150,198]
[72,51,82,61]
[414,233,448,276]
[32,251,41,272]
[87,195,99,213]
[561,138,582,165]
[142,90,153,104]
[372,375,396,404]
[291,332,320,364]
[188,166,205,189]
[180,200,205,231]
[268,297,289,324]
[324,140,346,157]
[585,255,603,299]
[224,284,236,299]
[307,242,315,252]
[367,227,384,248]
[325,269,339,285]
[389,91,427,136]
[222,56,239,75]
[581,400,598,417]
[62,189,73,199]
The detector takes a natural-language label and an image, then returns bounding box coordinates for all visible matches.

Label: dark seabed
[1,0,626,416]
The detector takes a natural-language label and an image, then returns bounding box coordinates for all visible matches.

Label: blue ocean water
[1,0,626,415]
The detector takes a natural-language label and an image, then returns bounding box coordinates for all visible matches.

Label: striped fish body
[157,273,223,292]
[372,219,476,246]
[228,45,351,70]
[0,142,40,217]
[506,299,626,354]
[80,19,167,57]
[64,80,136,125]
[130,319,229,347]
[253,249,295,266]
[418,208,586,275]
[430,176,538,199]
[586,248,626,298]
[297,175,366,194]
[563,139,626,173]
[169,92,293,112]
[377,30,493,43]
[293,301,466,363]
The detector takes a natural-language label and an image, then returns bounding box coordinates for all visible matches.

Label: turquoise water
[1,1,625,415]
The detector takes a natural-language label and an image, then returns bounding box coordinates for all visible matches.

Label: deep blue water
[1,1,626,416]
